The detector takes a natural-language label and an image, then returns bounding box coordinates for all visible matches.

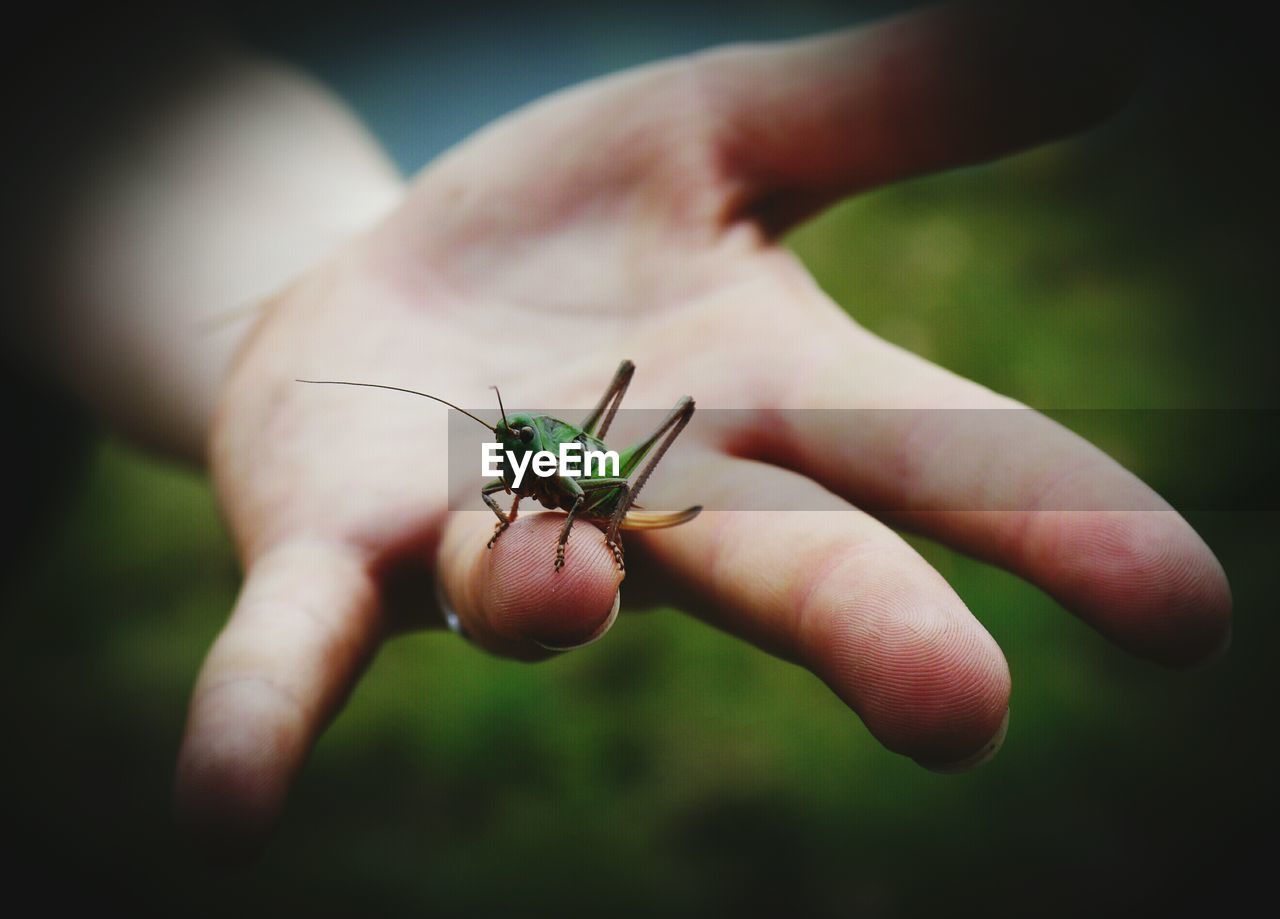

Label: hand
[175,4,1231,856]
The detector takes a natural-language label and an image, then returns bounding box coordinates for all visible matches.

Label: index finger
[437,511,624,657]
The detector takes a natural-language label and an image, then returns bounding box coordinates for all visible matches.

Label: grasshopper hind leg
[603,396,696,572]
[604,484,630,572]
[607,538,626,572]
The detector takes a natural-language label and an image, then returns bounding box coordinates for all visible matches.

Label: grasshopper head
[496,412,541,464]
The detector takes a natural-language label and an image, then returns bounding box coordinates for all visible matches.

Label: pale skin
[18,4,1231,859]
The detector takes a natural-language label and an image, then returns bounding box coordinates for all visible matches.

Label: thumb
[437,511,624,658]
[707,1,1142,231]
[174,538,380,861]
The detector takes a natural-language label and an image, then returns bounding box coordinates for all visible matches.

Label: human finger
[173,538,381,860]
[436,510,623,658]
[636,453,1011,770]
[700,1,1140,232]
[773,336,1232,667]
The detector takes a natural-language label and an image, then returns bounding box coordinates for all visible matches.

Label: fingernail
[1208,622,1233,663]
[435,577,469,640]
[1188,622,1232,671]
[916,708,1010,775]
[536,590,621,652]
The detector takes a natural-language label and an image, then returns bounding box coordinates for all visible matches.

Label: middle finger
[636,451,1011,771]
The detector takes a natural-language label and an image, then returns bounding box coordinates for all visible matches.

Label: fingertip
[1164,554,1233,670]
[916,707,1010,774]
[934,1,1146,145]
[447,513,624,654]
[170,539,380,864]
[1049,511,1233,668]
[488,514,623,651]
[1191,621,1233,671]
[535,588,621,652]
[811,559,1012,767]
[862,616,1012,767]
[173,680,302,865]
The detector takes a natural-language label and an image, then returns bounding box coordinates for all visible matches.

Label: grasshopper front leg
[482,479,520,548]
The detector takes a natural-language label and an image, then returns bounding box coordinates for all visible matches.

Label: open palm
[178,5,1231,854]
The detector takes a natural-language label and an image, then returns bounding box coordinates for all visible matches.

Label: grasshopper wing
[619,506,702,530]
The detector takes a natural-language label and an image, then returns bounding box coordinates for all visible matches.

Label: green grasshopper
[299,360,700,570]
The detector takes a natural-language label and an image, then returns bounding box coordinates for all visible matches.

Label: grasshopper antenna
[296,380,495,432]
[490,385,510,432]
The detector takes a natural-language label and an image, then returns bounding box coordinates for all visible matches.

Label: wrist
[20,50,405,464]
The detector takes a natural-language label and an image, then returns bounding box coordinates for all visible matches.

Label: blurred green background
[3,3,1276,916]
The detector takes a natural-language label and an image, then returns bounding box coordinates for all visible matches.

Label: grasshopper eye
[519,425,535,443]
